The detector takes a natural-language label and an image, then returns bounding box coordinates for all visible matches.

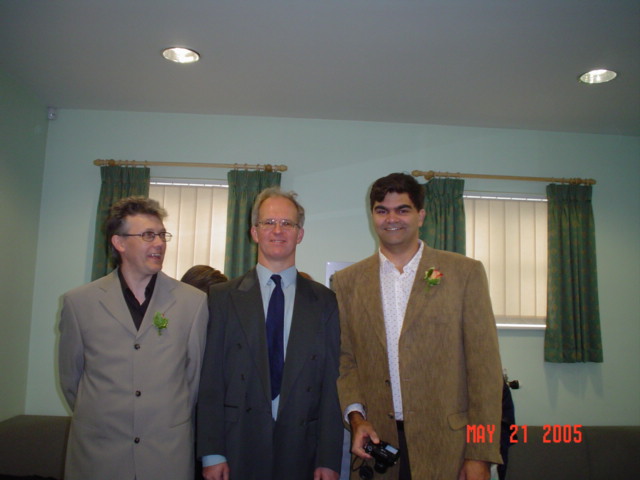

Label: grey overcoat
[58,270,208,480]
[196,269,343,479]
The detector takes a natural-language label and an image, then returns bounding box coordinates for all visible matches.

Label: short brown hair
[180,265,228,293]
[369,173,425,211]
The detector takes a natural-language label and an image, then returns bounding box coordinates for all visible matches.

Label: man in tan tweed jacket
[333,173,503,480]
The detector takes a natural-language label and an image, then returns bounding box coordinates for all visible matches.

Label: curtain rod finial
[410,170,434,180]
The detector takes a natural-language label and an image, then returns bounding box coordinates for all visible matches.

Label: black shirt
[117,268,158,330]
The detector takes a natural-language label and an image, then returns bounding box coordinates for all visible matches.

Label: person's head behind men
[369,173,426,255]
[250,187,305,272]
[181,265,228,293]
[106,196,169,277]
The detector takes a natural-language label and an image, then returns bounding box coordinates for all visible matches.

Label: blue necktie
[266,274,285,400]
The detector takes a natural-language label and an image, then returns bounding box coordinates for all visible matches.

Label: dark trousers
[397,421,412,480]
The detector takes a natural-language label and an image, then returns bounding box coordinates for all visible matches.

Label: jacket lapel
[401,245,440,335]
[232,269,272,404]
[98,270,138,336]
[140,271,176,338]
[278,275,317,413]
[359,255,388,349]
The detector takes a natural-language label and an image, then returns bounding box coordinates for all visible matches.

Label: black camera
[363,440,400,474]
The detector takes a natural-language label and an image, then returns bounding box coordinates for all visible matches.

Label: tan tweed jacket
[334,245,503,479]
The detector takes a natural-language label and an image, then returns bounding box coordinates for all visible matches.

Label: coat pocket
[223,404,240,422]
[447,411,469,430]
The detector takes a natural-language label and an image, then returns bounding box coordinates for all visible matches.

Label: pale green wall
[0,71,47,420]
[24,108,640,426]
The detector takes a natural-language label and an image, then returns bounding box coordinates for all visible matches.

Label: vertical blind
[150,181,228,280]
[464,195,547,324]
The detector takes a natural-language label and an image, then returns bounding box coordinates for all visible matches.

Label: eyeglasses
[256,219,299,231]
[119,231,173,242]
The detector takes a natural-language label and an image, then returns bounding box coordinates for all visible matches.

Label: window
[149,179,228,280]
[464,194,547,329]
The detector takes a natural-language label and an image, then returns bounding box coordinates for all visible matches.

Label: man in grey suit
[58,196,208,480]
[196,187,343,480]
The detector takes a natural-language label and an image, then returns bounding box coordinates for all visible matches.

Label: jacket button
[134,344,141,350]
[384,379,391,386]
[387,413,395,419]
[134,437,140,444]
[135,391,141,397]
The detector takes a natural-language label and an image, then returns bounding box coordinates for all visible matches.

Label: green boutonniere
[153,312,169,335]
[424,267,443,290]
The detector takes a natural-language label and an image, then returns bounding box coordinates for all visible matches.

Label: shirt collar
[379,240,424,275]
[117,267,157,300]
[256,263,298,288]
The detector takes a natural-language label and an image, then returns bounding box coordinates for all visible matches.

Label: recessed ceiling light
[578,69,617,84]
[162,47,200,64]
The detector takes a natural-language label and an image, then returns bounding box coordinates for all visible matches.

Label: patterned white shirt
[379,240,424,421]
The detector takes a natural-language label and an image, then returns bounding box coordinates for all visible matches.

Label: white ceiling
[1,0,638,136]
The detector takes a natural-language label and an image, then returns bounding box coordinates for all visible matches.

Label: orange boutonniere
[424,267,443,290]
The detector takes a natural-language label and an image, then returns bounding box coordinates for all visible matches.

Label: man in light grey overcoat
[58,196,208,480]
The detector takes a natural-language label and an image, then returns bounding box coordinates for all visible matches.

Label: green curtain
[90,166,150,280]
[224,169,281,279]
[544,184,602,363]
[419,178,466,254]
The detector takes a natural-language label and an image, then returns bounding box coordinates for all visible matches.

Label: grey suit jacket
[334,245,503,479]
[58,270,208,480]
[196,268,343,479]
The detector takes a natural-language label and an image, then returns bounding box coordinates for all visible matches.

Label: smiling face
[250,196,304,272]
[372,192,426,256]
[111,214,167,281]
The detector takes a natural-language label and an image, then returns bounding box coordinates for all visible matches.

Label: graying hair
[251,187,305,227]
[106,196,167,267]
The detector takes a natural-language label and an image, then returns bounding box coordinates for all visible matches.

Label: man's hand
[313,467,340,480]
[202,462,230,480]
[348,412,380,459]
[458,459,490,480]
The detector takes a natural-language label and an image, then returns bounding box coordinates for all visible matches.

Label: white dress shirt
[379,240,424,420]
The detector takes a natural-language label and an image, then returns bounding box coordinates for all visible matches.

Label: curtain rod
[94,159,288,172]
[412,170,596,186]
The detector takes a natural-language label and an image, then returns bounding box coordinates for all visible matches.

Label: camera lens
[358,465,373,479]
[374,462,388,474]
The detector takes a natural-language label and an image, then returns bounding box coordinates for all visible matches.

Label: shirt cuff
[344,403,366,423]
[202,454,227,467]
